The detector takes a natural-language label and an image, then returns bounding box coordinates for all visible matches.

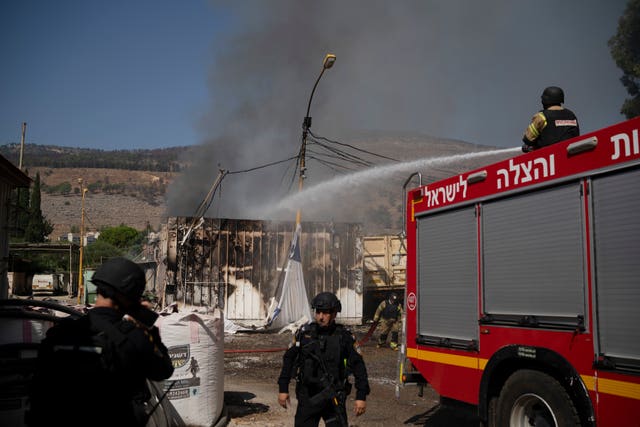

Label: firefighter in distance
[522,86,579,152]
[373,292,403,350]
[277,292,370,427]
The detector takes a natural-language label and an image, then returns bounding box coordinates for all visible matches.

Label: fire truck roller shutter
[482,182,586,323]
[417,206,478,344]
[591,167,640,364]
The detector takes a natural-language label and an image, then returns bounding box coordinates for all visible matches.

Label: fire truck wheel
[496,369,580,427]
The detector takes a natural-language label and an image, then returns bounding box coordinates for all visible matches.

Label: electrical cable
[308,140,375,168]
[308,130,399,162]
[227,155,298,175]
[307,155,358,173]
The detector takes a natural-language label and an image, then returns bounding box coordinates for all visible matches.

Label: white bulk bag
[156,309,224,427]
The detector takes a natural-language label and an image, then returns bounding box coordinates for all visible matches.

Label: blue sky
[0,1,631,153]
[1,0,226,149]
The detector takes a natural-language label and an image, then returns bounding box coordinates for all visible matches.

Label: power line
[227,155,298,175]
[308,139,375,168]
[308,130,399,162]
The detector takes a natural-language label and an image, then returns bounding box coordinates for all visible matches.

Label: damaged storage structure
[163,218,364,326]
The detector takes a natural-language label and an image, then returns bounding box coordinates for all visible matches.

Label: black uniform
[28,306,174,427]
[278,321,370,427]
[523,107,579,151]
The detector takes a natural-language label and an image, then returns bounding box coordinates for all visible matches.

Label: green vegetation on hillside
[0,144,190,172]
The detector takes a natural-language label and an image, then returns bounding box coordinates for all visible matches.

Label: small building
[162,217,364,325]
[0,154,31,299]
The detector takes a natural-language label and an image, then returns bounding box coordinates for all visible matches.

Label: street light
[296,53,336,225]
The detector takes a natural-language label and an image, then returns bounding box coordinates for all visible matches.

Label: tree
[8,186,30,239]
[609,0,640,119]
[24,173,53,242]
[99,225,142,249]
[83,240,123,268]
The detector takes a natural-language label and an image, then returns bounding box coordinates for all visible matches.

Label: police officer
[29,257,174,427]
[373,292,403,350]
[522,86,580,152]
[277,292,370,427]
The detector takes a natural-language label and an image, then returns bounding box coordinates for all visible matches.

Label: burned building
[161,217,364,326]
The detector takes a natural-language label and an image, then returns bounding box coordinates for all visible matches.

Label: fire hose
[357,320,379,346]
[224,347,288,354]
[223,321,379,354]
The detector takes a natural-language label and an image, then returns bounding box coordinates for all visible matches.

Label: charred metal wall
[164,218,364,325]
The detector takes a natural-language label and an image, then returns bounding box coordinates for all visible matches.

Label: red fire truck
[401,117,640,426]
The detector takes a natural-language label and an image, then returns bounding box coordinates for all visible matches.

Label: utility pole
[77,180,88,304]
[296,54,336,225]
[19,122,26,170]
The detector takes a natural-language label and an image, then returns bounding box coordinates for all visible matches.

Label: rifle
[303,342,349,427]
[144,380,177,423]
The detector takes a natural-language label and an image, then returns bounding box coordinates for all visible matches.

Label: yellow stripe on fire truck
[407,348,640,401]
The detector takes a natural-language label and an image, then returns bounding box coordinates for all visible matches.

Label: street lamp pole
[77,181,88,304]
[296,53,336,225]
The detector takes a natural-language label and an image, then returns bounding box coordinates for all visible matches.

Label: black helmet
[91,257,146,304]
[388,292,398,303]
[311,292,342,313]
[541,86,564,106]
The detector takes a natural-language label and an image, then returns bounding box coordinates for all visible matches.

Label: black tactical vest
[297,323,346,390]
[537,108,579,148]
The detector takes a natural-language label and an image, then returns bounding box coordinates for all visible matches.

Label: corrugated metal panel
[363,235,406,289]
[482,183,586,318]
[167,218,363,325]
[592,167,640,360]
[417,207,478,341]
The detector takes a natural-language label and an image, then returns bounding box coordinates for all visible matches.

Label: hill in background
[1,134,514,238]
[0,143,190,172]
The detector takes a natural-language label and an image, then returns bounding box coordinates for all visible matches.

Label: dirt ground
[223,325,480,427]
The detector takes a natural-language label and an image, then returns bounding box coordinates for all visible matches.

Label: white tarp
[156,308,224,427]
[266,224,312,330]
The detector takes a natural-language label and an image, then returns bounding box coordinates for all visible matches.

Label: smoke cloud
[167,0,627,221]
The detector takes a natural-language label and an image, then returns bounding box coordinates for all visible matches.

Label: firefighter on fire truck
[522,86,580,152]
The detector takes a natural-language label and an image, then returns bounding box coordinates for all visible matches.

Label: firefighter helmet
[91,257,146,304]
[311,292,342,313]
[388,292,398,304]
[541,86,564,106]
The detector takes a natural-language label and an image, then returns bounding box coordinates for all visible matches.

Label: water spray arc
[261,147,520,218]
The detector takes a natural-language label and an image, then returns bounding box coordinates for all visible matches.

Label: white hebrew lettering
[459,175,467,198]
[533,158,547,179]
[497,169,509,189]
[445,183,457,202]
[610,130,640,160]
[508,159,521,184]
[495,154,556,190]
[426,187,440,207]
[520,161,533,183]
[611,133,629,160]
[425,175,470,207]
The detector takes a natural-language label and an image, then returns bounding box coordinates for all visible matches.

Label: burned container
[162,218,364,326]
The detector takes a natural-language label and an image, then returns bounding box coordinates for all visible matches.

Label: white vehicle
[31,274,62,295]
